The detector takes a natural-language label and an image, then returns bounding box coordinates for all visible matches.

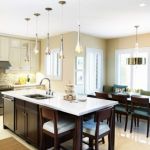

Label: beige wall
[40,32,106,92]
[106,33,150,85]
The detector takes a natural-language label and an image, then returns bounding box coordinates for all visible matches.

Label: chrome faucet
[40,78,53,96]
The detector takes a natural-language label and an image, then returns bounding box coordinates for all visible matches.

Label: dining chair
[39,106,75,150]
[111,94,129,131]
[130,96,150,137]
[95,92,109,100]
[82,107,114,150]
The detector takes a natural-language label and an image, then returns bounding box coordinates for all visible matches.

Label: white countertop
[2,89,118,116]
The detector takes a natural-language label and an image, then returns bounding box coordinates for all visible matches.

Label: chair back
[112,94,128,110]
[131,96,149,109]
[95,107,113,136]
[95,92,109,99]
[40,107,58,134]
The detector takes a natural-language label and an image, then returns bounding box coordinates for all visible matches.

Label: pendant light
[58,0,66,59]
[24,18,30,62]
[45,7,52,55]
[75,0,83,53]
[127,26,146,65]
[34,13,40,54]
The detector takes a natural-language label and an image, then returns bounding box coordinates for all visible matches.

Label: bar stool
[82,107,114,150]
[39,106,75,150]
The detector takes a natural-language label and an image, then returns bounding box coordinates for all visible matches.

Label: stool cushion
[43,118,74,134]
[83,119,110,136]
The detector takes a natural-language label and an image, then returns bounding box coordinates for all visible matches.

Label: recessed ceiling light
[139,2,147,7]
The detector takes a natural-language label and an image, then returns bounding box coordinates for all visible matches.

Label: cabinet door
[9,39,21,70]
[15,100,25,137]
[25,101,39,146]
[20,40,30,70]
[0,37,9,61]
[30,41,40,72]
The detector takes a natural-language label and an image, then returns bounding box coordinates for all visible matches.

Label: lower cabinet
[15,99,39,147]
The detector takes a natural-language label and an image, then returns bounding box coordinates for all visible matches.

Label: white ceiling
[0,0,150,39]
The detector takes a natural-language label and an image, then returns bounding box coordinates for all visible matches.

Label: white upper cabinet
[20,40,30,70]
[8,38,40,72]
[0,37,9,61]
[9,39,21,70]
[30,41,40,72]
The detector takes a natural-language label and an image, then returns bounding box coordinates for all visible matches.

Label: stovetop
[0,85,14,91]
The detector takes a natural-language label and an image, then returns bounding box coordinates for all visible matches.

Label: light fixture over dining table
[127,25,146,65]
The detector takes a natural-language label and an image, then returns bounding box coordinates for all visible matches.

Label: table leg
[73,116,83,150]
[111,107,115,150]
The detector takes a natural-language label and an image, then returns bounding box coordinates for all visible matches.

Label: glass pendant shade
[34,13,40,54]
[58,1,66,59]
[24,17,30,62]
[127,26,146,65]
[34,33,39,54]
[59,34,64,59]
[45,7,52,55]
[45,33,51,55]
[75,25,82,53]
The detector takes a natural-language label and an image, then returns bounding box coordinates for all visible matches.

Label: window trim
[115,47,150,90]
[45,48,63,80]
[85,47,103,94]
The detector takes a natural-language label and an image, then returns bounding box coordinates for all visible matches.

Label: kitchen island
[2,89,118,150]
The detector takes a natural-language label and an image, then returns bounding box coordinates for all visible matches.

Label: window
[116,48,149,90]
[75,57,84,94]
[85,48,103,94]
[46,48,62,80]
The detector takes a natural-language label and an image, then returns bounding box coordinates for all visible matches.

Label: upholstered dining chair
[111,94,129,131]
[82,107,114,150]
[95,92,109,100]
[39,106,75,150]
[130,96,150,137]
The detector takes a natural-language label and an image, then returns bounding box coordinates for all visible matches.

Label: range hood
[0,61,11,69]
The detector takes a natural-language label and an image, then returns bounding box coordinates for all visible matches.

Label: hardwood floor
[0,116,150,150]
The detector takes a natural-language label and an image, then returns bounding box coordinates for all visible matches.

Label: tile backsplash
[0,72,36,85]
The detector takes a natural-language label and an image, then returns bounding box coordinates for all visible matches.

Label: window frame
[115,47,150,90]
[45,48,63,80]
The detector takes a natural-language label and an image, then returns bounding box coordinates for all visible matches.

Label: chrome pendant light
[34,13,40,54]
[75,0,83,53]
[127,26,146,65]
[24,17,30,62]
[58,0,66,59]
[45,7,52,55]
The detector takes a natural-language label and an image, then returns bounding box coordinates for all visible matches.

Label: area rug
[0,137,30,150]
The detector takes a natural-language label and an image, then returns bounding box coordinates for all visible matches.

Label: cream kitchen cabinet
[9,39,21,70]
[30,41,40,72]
[0,37,9,61]
[20,40,30,71]
[8,38,40,72]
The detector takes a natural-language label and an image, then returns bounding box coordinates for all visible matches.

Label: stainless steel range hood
[0,61,11,69]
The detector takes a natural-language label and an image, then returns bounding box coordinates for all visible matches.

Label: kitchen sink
[24,94,52,100]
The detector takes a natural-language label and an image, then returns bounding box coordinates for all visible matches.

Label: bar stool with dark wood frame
[82,107,114,150]
[111,94,129,131]
[130,96,150,137]
[39,106,75,150]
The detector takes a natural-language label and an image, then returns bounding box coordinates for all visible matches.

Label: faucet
[40,78,53,96]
